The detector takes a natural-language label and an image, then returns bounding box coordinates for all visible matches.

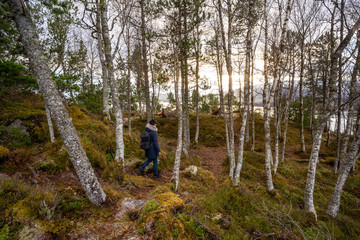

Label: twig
[192,217,223,240]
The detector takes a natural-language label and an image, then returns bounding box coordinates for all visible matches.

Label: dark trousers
[140,158,158,176]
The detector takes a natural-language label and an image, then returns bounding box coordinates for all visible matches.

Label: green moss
[34,161,63,174]
[124,174,155,188]
[0,145,10,158]
[12,200,35,222]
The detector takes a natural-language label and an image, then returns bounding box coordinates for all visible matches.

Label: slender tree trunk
[173,14,183,192]
[45,105,55,143]
[340,31,360,169]
[184,23,190,157]
[95,8,110,120]
[300,40,306,153]
[137,76,143,118]
[150,52,155,118]
[273,77,282,175]
[218,0,236,180]
[264,0,293,191]
[281,53,295,163]
[195,25,200,144]
[140,0,151,122]
[309,47,315,138]
[100,0,125,165]
[9,0,106,205]
[234,26,251,186]
[326,119,331,147]
[251,52,255,152]
[304,16,360,219]
[126,25,132,133]
[215,25,230,158]
[245,100,250,142]
[335,0,345,173]
[327,106,360,218]
[263,0,274,192]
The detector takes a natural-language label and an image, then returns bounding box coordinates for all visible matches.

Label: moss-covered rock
[155,192,184,212]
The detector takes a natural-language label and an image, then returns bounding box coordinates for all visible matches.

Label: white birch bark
[299,42,306,153]
[263,0,274,192]
[263,0,293,191]
[281,55,295,163]
[233,26,251,186]
[140,0,151,122]
[8,0,106,205]
[194,25,200,144]
[339,31,360,170]
[334,0,345,173]
[100,0,125,165]
[95,6,110,120]
[327,107,360,218]
[304,17,360,219]
[45,105,55,143]
[250,52,255,152]
[217,0,236,180]
[126,25,132,133]
[214,23,230,157]
[173,16,183,192]
[273,79,282,175]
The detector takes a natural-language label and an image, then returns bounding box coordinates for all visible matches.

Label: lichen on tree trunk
[8,0,106,206]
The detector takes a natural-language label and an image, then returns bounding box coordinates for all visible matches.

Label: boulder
[0,173,11,181]
[18,225,52,240]
[9,119,29,136]
[125,157,143,169]
[184,165,198,176]
[116,197,146,219]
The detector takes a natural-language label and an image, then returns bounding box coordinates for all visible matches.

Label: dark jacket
[145,127,160,159]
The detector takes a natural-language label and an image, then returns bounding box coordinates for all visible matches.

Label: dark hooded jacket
[145,124,160,159]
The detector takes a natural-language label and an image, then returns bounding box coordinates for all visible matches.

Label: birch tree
[99,0,125,164]
[281,35,296,163]
[327,103,360,218]
[7,0,106,206]
[263,0,293,190]
[45,106,55,143]
[334,0,345,173]
[140,0,151,122]
[217,0,236,180]
[304,16,360,220]
[339,31,360,169]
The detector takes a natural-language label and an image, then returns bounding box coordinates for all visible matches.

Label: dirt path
[126,168,173,199]
[189,146,228,182]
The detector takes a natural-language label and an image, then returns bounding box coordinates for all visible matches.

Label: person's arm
[153,132,161,154]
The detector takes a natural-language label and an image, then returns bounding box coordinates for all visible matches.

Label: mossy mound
[0,145,10,158]
[137,192,207,240]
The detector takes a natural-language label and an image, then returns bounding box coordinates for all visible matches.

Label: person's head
[149,119,157,127]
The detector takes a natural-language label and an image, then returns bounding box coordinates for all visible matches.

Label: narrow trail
[189,146,228,183]
[127,145,229,199]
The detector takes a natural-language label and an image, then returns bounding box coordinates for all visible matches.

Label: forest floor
[189,146,228,183]
[1,92,360,239]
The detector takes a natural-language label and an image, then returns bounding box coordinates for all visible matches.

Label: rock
[8,119,29,136]
[18,225,52,240]
[116,197,146,219]
[144,159,161,172]
[125,158,143,169]
[211,213,223,222]
[0,173,11,181]
[184,165,198,176]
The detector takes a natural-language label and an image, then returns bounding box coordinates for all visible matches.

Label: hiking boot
[139,169,145,176]
[153,174,162,178]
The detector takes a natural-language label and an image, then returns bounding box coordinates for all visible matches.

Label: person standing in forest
[139,120,161,178]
